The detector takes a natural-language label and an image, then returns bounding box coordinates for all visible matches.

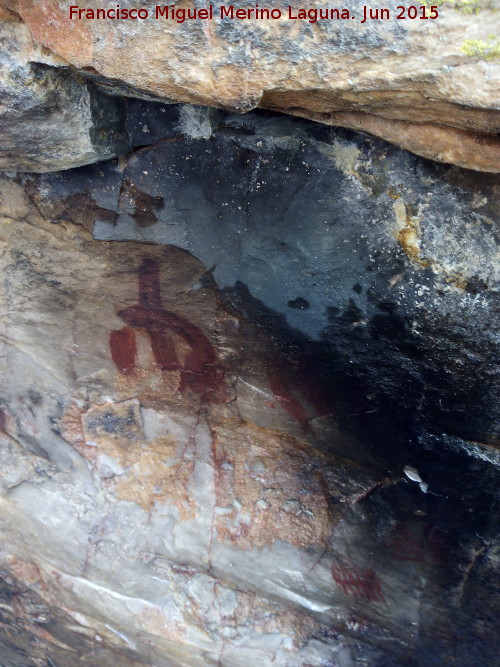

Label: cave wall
[1,0,500,172]
[0,2,499,666]
[0,100,498,666]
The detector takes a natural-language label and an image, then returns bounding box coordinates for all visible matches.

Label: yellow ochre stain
[393,199,430,268]
[391,197,485,291]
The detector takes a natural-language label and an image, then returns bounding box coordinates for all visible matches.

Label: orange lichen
[61,399,197,518]
[58,401,86,452]
[114,367,183,410]
[213,420,334,550]
[18,0,93,64]
[6,557,43,589]
[112,436,196,519]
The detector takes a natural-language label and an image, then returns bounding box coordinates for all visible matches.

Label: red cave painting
[110,257,227,402]
[267,358,336,429]
[267,362,311,425]
[389,525,426,564]
[425,525,448,567]
[389,522,447,568]
[331,565,386,603]
[109,327,137,376]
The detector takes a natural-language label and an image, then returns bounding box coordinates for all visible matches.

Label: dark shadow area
[225,278,500,665]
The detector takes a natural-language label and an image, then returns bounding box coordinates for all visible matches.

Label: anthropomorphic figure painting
[110,258,227,402]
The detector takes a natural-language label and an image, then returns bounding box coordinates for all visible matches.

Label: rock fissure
[1,0,499,172]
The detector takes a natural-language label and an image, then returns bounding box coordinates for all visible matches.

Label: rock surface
[1,0,499,171]
[0,0,499,664]
[101,102,499,449]
[0,3,131,172]
[0,103,498,665]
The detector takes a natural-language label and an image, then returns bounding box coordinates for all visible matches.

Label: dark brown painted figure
[109,327,137,376]
[110,258,226,402]
[389,521,448,568]
[331,564,385,603]
[267,356,336,429]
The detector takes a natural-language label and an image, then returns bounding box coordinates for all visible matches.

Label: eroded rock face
[99,102,499,449]
[0,174,395,666]
[0,4,130,172]
[1,0,500,171]
[0,105,498,665]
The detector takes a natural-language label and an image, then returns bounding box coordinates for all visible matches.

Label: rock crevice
[1,0,499,172]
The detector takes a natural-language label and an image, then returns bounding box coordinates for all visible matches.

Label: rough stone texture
[0,103,498,665]
[0,3,131,171]
[101,102,499,449]
[1,0,499,172]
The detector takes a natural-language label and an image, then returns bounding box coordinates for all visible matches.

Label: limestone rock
[0,105,498,665]
[0,4,130,172]
[1,0,498,171]
[0,172,391,666]
[101,102,500,449]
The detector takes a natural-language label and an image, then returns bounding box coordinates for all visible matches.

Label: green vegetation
[461,36,500,59]
[420,0,500,60]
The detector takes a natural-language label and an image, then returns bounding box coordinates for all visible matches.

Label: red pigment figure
[267,362,311,427]
[389,525,426,564]
[110,258,226,402]
[424,524,448,567]
[267,357,336,429]
[109,327,137,375]
[389,522,447,567]
[331,565,385,603]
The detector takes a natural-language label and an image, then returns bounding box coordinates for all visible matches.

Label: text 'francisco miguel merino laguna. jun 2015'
[68,4,443,24]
